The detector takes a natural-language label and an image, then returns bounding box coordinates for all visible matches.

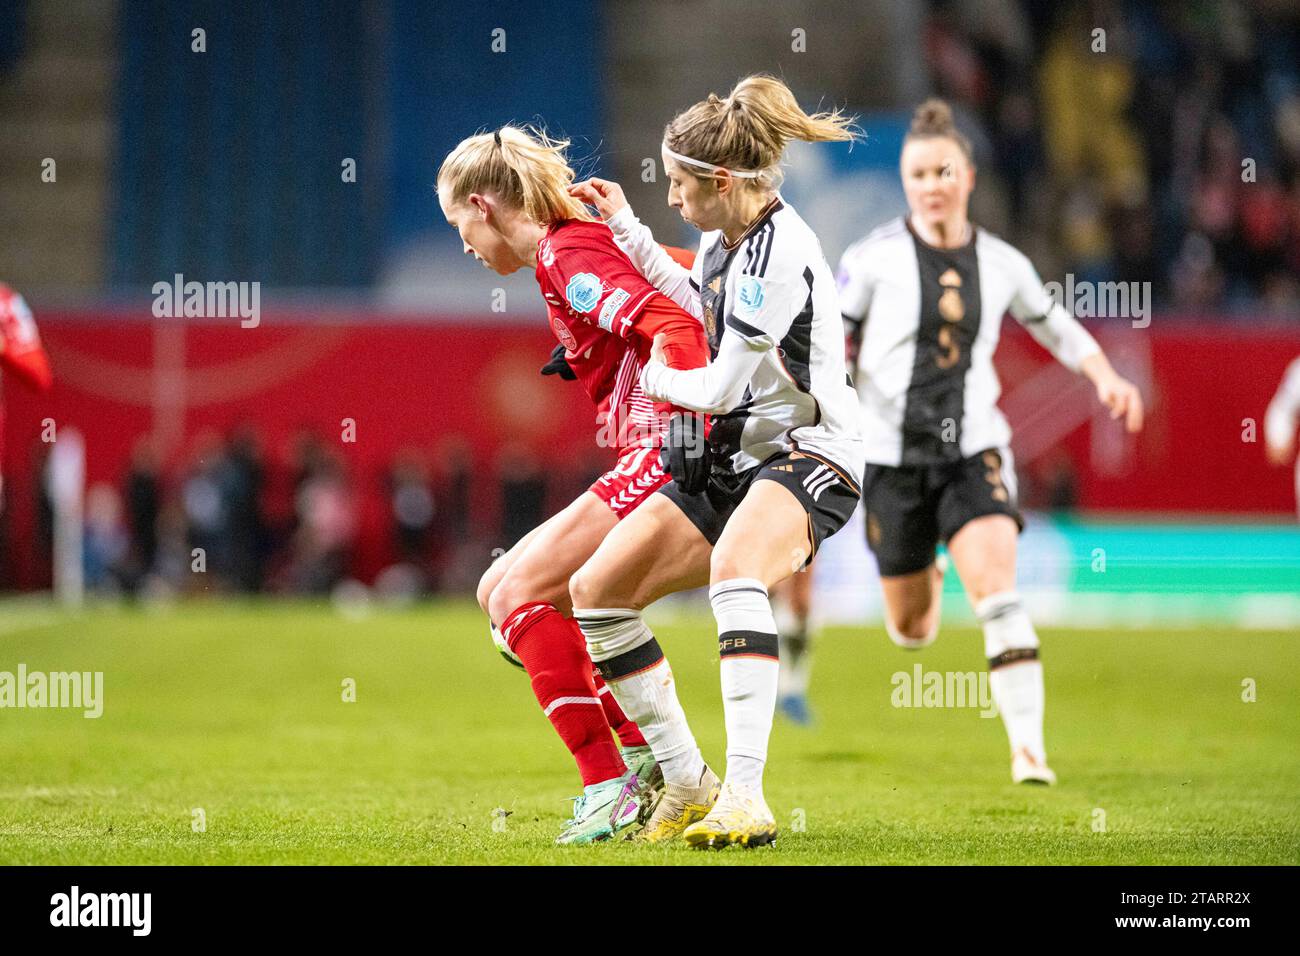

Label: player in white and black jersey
[838,100,1144,785]
[566,75,863,848]
[627,192,863,482]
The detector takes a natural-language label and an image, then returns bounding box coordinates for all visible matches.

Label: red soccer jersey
[535,220,705,453]
[0,283,52,486]
[0,284,52,393]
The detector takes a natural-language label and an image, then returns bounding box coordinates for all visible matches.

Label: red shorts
[589,446,671,519]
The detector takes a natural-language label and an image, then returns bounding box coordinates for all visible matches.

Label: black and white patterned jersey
[609,197,864,481]
[837,216,1102,467]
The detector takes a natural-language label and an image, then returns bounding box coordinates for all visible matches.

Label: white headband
[661,143,761,179]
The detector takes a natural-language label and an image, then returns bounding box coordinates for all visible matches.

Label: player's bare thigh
[946,513,1018,607]
[711,478,814,589]
[479,491,618,624]
[569,492,712,611]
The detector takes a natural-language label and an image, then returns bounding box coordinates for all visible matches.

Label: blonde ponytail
[437,125,594,224]
[664,74,859,189]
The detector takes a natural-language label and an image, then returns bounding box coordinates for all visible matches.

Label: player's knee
[485,582,514,627]
[709,549,748,584]
[885,610,937,648]
[474,570,496,619]
[488,567,542,625]
[962,574,1011,608]
[952,546,1015,607]
[568,566,599,610]
[570,562,633,611]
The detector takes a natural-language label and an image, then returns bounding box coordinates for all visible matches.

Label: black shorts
[861,447,1024,577]
[658,450,861,567]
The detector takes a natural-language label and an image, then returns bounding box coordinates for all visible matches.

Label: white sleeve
[725,267,802,345]
[641,323,766,415]
[605,206,703,319]
[1265,357,1300,450]
[836,247,874,321]
[641,269,800,414]
[1007,251,1102,373]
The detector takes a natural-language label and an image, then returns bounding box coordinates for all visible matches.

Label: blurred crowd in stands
[5,1,1296,315]
[925,0,1300,315]
[9,426,610,600]
[1,421,1078,600]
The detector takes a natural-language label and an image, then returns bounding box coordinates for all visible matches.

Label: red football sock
[502,602,627,787]
[591,666,647,748]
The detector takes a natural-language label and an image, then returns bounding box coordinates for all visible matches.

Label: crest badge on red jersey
[550,315,579,352]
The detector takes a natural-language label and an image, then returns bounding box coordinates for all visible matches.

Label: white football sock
[575,607,704,787]
[710,579,780,796]
[976,590,1046,761]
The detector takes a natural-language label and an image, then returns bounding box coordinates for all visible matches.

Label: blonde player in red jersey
[437,126,709,844]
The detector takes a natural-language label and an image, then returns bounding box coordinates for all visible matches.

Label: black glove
[662,411,709,494]
[540,343,577,380]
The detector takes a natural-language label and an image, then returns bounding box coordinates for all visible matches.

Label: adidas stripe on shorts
[657,449,860,566]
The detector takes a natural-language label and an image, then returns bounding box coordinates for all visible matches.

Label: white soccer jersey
[837,216,1101,467]
[611,197,864,480]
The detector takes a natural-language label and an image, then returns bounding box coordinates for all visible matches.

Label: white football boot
[682,780,778,849]
[1011,746,1057,785]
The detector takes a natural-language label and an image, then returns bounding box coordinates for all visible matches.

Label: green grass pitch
[0,599,1296,864]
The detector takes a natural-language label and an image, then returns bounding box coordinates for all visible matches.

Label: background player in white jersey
[566,75,863,848]
[1265,356,1300,518]
[771,569,816,724]
[837,100,1144,785]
